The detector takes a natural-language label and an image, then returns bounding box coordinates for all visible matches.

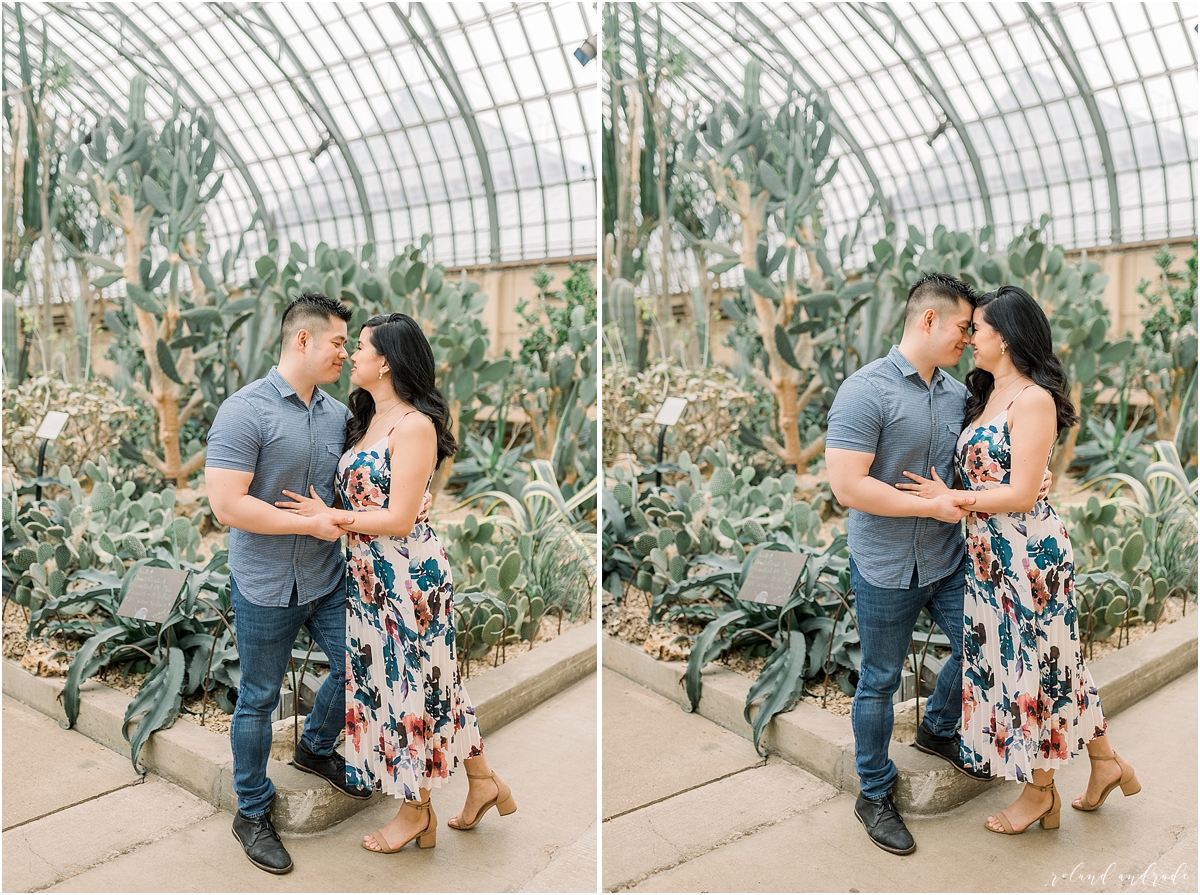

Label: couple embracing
[205,294,515,874]
[827,274,1140,855]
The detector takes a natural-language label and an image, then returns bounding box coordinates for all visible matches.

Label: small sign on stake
[654,397,688,427]
[35,411,71,441]
[117,566,191,625]
[736,550,809,608]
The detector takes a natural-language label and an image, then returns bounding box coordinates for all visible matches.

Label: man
[826,273,990,856]
[206,293,367,875]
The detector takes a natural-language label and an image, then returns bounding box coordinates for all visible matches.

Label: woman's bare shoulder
[388,409,436,450]
[1008,384,1056,431]
[1013,383,1055,411]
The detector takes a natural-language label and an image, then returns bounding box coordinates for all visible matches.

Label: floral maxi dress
[337,433,483,800]
[957,405,1106,782]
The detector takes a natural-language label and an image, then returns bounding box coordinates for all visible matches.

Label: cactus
[3,462,210,629]
[64,74,229,487]
[603,276,642,371]
[1133,244,1197,466]
[2,291,29,385]
[679,61,844,471]
[514,266,598,489]
[604,442,824,606]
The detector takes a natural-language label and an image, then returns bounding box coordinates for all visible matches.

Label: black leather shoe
[292,741,373,799]
[232,810,293,874]
[854,792,916,855]
[914,720,992,780]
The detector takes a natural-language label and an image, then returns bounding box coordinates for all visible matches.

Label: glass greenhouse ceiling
[610,1,1197,256]
[5,1,598,268]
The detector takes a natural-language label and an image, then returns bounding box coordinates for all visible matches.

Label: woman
[897,286,1139,834]
[280,313,515,852]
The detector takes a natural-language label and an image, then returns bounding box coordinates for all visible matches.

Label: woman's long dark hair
[964,285,1079,435]
[344,313,457,466]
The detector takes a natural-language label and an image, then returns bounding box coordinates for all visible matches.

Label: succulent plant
[4,460,207,631]
[604,441,824,605]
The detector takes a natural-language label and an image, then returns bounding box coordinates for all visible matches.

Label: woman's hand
[895,466,953,499]
[275,486,331,516]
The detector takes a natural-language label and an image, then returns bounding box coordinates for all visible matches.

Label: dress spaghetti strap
[1006,384,1034,410]
[385,409,435,489]
[386,409,420,437]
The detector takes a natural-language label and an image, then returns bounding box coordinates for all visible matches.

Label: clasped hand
[275,486,434,540]
[894,467,1053,523]
[895,467,975,522]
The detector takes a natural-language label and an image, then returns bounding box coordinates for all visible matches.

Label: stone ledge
[3,621,596,833]
[602,612,1196,816]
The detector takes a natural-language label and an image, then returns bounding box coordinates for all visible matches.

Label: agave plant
[1080,440,1198,620]
[668,534,854,755]
[463,459,597,554]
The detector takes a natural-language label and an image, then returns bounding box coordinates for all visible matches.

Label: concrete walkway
[4,674,597,893]
[603,667,1196,893]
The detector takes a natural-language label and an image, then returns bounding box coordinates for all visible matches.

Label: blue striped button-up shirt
[205,367,351,608]
[826,345,968,589]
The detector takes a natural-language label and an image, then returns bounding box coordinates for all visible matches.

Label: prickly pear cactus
[3,460,209,621]
[607,441,826,602]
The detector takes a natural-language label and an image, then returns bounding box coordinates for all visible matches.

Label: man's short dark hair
[280,293,351,346]
[904,272,976,328]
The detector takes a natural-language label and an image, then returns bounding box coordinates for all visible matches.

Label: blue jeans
[849,555,966,800]
[229,576,346,818]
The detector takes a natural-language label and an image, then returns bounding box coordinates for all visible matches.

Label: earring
[1001,345,1006,355]
[378,369,385,380]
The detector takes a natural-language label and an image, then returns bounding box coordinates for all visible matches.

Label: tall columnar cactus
[602,275,642,370]
[1134,244,1197,466]
[516,302,598,488]
[66,75,226,486]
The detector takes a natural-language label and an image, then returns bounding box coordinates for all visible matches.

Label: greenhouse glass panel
[4,1,597,274]
[607,1,1194,253]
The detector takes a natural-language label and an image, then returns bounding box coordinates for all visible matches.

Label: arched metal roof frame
[630,3,886,247]
[10,6,278,248]
[217,2,377,246]
[853,3,996,238]
[608,1,1197,261]
[1028,2,1121,243]
[393,2,500,262]
[724,4,896,226]
[3,2,597,271]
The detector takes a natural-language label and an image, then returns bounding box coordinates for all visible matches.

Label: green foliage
[50,553,233,771]
[3,459,208,622]
[604,441,826,609]
[679,62,850,469]
[672,543,855,755]
[1133,243,1197,465]
[448,431,533,500]
[513,264,598,490]
[1071,442,1197,645]
[1068,376,1154,483]
[445,499,592,666]
[3,459,231,771]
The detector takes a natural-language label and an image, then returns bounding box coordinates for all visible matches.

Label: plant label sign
[117,567,190,624]
[35,411,70,440]
[737,551,808,607]
[654,397,688,427]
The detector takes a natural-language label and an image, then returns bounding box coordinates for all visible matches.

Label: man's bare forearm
[835,474,950,519]
[212,492,318,537]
